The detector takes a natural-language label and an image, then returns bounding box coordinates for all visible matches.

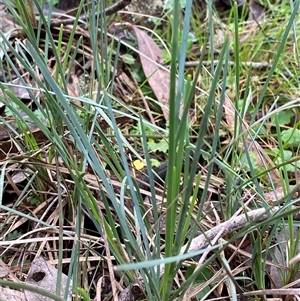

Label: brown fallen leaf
[0,5,19,35]
[213,0,266,18]
[249,0,266,21]
[264,185,299,204]
[270,225,300,290]
[0,77,32,100]
[223,92,281,184]
[132,25,170,120]
[25,256,72,301]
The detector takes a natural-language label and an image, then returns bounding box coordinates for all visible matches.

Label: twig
[117,206,286,301]
[185,60,300,79]
[105,0,131,16]
[50,0,131,27]
[241,288,300,297]
[185,60,273,70]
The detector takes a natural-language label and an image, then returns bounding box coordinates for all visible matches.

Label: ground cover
[0,0,300,300]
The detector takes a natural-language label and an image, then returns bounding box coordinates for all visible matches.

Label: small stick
[50,0,131,27]
[117,205,289,301]
[105,0,131,16]
[185,60,273,70]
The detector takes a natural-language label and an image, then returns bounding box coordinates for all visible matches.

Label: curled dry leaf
[25,256,72,301]
[132,25,170,120]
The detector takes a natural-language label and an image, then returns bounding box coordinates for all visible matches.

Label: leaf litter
[132,25,170,120]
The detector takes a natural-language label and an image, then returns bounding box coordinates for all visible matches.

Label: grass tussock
[0,0,300,300]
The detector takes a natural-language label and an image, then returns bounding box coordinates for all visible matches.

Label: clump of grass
[1,0,300,300]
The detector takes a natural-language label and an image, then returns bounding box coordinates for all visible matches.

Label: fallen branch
[118,206,287,301]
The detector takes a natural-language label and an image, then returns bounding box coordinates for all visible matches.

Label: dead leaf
[249,0,266,21]
[0,7,18,35]
[0,77,31,100]
[0,267,8,278]
[214,0,266,21]
[270,227,300,290]
[11,168,31,184]
[132,26,170,120]
[223,93,281,184]
[0,286,25,301]
[25,256,72,301]
[264,185,299,204]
